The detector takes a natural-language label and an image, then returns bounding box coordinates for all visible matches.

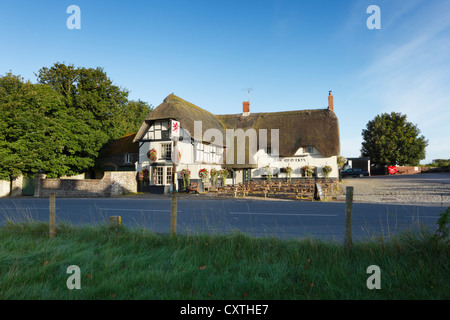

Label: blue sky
[1,0,449,163]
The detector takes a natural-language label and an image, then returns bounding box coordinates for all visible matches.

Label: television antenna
[241,87,253,102]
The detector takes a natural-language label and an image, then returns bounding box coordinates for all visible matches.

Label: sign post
[170,120,180,237]
[344,186,354,251]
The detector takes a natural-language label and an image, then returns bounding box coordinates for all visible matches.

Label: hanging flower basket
[210,168,219,186]
[322,165,332,178]
[219,169,228,185]
[147,149,157,162]
[199,168,209,182]
[285,166,293,182]
[303,165,314,177]
[265,165,273,183]
[180,168,191,189]
[139,169,150,186]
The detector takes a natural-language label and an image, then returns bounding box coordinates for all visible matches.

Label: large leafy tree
[361,112,428,166]
[36,62,151,175]
[116,99,153,135]
[0,73,68,181]
[1,63,152,182]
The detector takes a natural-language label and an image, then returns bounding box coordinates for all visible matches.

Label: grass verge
[0,221,448,300]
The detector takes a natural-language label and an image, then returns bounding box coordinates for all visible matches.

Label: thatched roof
[217,109,340,158]
[134,94,340,166]
[104,133,138,154]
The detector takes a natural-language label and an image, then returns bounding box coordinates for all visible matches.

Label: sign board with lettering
[315,183,324,201]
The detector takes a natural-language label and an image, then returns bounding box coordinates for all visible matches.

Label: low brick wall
[35,171,138,198]
[396,166,421,174]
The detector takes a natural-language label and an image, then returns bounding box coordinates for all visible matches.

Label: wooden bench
[189,183,200,194]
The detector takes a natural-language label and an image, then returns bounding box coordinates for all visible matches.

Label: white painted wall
[137,125,339,184]
[0,180,10,197]
[251,146,338,179]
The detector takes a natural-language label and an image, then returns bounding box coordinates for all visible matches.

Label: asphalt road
[0,197,444,242]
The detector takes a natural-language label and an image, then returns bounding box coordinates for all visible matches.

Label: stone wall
[34,171,138,198]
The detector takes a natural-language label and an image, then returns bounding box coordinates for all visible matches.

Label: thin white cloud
[354,1,450,162]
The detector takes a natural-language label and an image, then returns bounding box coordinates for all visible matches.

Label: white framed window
[307,146,314,153]
[151,166,173,185]
[161,143,172,159]
[195,142,203,163]
[153,167,164,185]
[166,166,173,185]
[124,154,132,164]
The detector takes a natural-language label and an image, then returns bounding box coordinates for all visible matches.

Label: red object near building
[388,166,397,174]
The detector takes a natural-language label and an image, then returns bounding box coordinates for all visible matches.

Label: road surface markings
[0,207,61,210]
[228,212,337,217]
[407,216,440,219]
[99,208,181,212]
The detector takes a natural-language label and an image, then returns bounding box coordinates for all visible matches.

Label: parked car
[341,168,370,178]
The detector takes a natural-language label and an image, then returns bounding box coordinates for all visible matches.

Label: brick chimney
[243,101,250,116]
[328,91,334,111]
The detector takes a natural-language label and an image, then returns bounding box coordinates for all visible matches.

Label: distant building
[345,157,371,174]
[97,133,139,173]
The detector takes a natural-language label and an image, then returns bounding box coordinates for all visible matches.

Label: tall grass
[0,221,448,300]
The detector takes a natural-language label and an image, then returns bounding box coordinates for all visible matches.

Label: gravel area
[121,173,450,206]
[339,172,450,206]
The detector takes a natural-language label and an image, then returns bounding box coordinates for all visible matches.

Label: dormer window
[307,146,314,153]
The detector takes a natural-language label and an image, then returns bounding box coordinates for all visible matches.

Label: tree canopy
[0,63,152,180]
[361,112,428,166]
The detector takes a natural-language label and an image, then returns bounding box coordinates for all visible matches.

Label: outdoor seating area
[210,179,340,201]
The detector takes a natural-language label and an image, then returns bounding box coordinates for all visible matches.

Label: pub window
[307,146,314,153]
[211,145,216,163]
[166,166,173,185]
[216,146,223,163]
[153,167,164,185]
[161,143,172,159]
[195,142,203,163]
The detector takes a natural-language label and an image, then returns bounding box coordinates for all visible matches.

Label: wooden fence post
[170,138,178,238]
[344,186,353,250]
[170,192,178,237]
[109,216,121,228]
[49,193,56,239]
